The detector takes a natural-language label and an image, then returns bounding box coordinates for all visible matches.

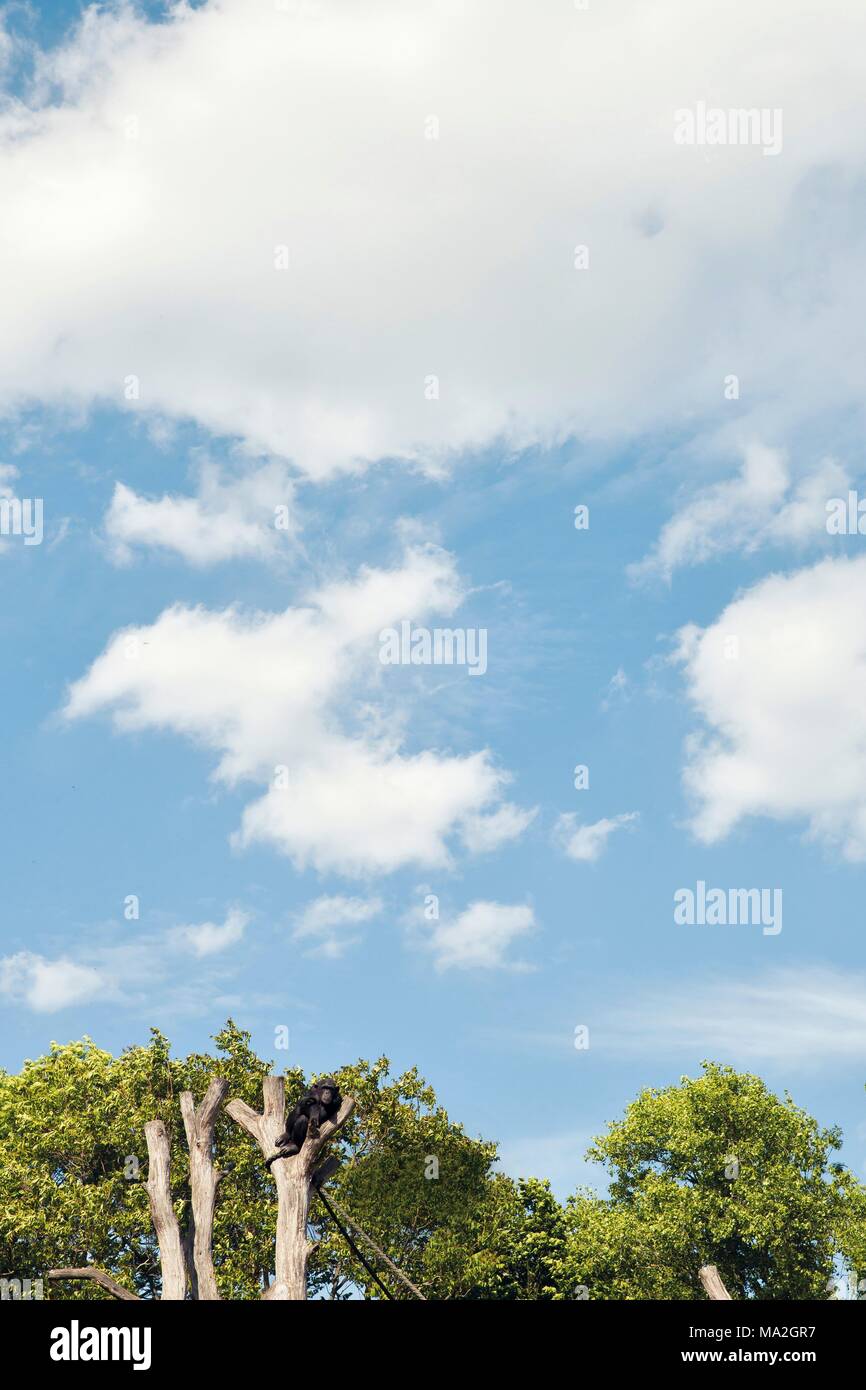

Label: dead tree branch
[226,1076,355,1300]
[46,1268,140,1301]
[144,1119,187,1300]
[180,1078,229,1301]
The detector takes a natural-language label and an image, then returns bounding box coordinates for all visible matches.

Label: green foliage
[307,1063,567,1300]
[308,1057,497,1298]
[3,1040,863,1301]
[0,1024,537,1300]
[425,1175,569,1300]
[0,1022,275,1299]
[556,1062,866,1300]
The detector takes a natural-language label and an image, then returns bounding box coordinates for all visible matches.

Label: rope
[315,1186,427,1301]
[314,1187,394,1300]
[263,1122,427,1301]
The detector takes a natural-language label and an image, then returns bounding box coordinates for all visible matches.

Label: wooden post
[226,1076,355,1301]
[180,1078,229,1301]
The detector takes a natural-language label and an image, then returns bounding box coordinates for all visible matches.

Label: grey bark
[144,1118,187,1300]
[180,1078,229,1301]
[699,1263,733,1300]
[226,1075,355,1301]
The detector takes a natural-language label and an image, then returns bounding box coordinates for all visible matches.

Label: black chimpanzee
[274,1078,342,1156]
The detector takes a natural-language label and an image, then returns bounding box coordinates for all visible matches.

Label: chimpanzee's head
[315,1078,339,1106]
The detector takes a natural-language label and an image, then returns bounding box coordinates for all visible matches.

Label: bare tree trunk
[182,1220,199,1301]
[180,1078,229,1301]
[274,1160,310,1299]
[226,1076,355,1302]
[699,1264,733,1300]
[48,1077,355,1304]
[144,1119,187,1300]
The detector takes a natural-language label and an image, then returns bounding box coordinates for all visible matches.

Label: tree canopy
[0,1023,516,1299]
[556,1062,866,1300]
[1,1033,863,1300]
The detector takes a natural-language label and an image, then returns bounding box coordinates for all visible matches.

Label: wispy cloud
[169,908,250,958]
[555,811,639,863]
[629,446,846,583]
[421,900,537,972]
[602,966,866,1068]
[0,952,111,1013]
[104,459,298,567]
[0,906,254,1014]
[292,895,382,959]
[461,802,538,854]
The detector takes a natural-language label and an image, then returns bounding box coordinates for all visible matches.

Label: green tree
[556,1062,866,1300]
[1,1024,551,1300]
[0,1023,274,1299]
[8,1037,858,1301]
[438,1175,568,1300]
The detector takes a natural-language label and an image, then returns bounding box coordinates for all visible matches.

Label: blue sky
[2,0,866,1199]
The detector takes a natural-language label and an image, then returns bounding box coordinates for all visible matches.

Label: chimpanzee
[274,1078,342,1156]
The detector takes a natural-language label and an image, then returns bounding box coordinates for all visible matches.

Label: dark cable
[314,1186,394,1301]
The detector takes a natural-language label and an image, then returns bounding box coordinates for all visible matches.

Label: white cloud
[3,3,866,474]
[0,902,279,1016]
[555,811,639,863]
[63,543,531,876]
[425,900,536,971]
[601,668,630,712]
[675,554,866,857]
[630,446,848,582]
[460,801,538,854]
[293,894,382,958]
[104,460,298,566]
[170,907,249,958]
[605,967,866,1068]
[0,951,109,1012]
